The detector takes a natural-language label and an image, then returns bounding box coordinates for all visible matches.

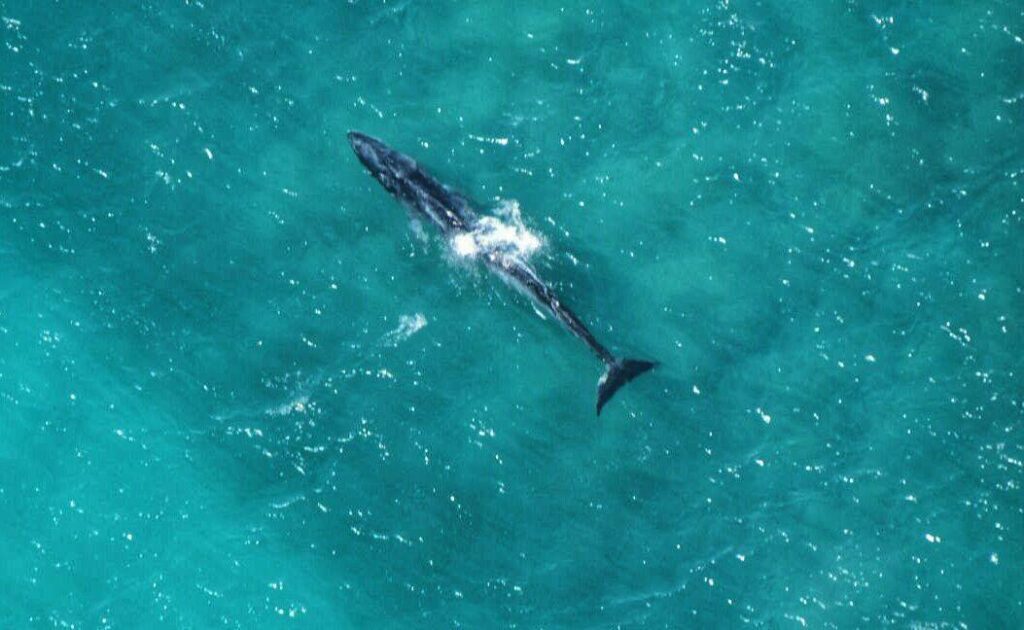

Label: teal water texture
[1,1,1022,627]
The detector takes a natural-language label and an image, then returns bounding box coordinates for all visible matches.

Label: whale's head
[347,131,476,235]
[348,131,415,197]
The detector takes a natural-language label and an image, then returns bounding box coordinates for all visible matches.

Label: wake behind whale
[348,131,656,415]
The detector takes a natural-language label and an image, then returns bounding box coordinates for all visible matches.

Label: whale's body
[348,131,655,414]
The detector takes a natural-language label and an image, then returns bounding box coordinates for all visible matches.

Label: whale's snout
[348,131,386,170]
[348,131,413,197]
[347,130,374,148]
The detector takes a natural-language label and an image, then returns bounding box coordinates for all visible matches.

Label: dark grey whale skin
[347,131,655,415]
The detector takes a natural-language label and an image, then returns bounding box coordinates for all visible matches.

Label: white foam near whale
[383,313,427,347]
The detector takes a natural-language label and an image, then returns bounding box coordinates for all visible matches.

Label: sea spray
[450,199,544,261]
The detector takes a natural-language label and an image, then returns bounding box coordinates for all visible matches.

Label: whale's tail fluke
[596,358,657,415]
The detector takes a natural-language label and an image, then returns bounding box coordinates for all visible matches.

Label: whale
[348,131,655,414]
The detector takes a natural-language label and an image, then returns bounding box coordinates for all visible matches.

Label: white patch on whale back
[452,232,480,258]
[450,199,544,261]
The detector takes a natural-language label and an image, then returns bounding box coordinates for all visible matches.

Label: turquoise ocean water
[2,1,1022,627]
